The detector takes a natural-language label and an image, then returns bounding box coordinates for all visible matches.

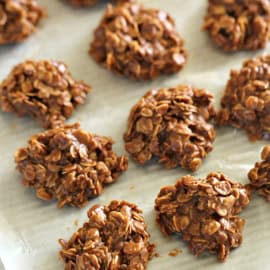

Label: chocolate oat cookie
[203,0,270,51]
[0,60,91,129]
[124,85,216,171]
[59,200,155,269]
[15,123,128,208]
[248,145,270,201]
[216,55,270,141]
[68,0,133,7]
[90,2,187,80]
[155,172,250,262]
[0,0,45,44]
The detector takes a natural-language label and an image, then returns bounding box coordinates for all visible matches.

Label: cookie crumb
[168,248,182,257]
[154,252,161,258]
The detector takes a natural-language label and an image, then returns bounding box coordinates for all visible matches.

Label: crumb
[154,252,161,258]
[168,248,182,257]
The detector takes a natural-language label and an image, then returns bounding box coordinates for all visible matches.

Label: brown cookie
[0,0,45,44]
[0,60,91,129]
[216,55,270,141]
[90,3,187,80]
[59,200,155,269]
[15,123,128,208]
[248,145,270,201]
[203,0,270,51]
[124,85,216,171]
[155,172,250,262]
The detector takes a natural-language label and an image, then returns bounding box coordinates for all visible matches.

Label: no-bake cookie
[155,172,250,262]
[15,123,128,208]
[203,0,270,51]
[0,0,45,44]
[59,200,155,269]
[124,85,216,171]
[0,60,91,129]
[216,55,270,140]
[248,145,270,201]
[90,2,187,80]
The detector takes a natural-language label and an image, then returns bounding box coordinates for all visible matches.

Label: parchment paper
[0,1,270,269]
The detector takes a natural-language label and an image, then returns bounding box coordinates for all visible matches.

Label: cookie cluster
[124,85,216,171]
[15,123,128,208]
[155,173,250,261]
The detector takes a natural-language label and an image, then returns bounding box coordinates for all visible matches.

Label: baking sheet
[0,1,270,269]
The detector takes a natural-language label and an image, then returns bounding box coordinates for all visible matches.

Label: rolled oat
[15,123,128,208]
[0,0,45,44]
[90,2,187,80]
[216,55,270,141]
[124,85,216,171]
[248,145,270,201]
[59,200,155,269]
[203,0,270,51]
[155,172,250,262]
[0,60,91,129]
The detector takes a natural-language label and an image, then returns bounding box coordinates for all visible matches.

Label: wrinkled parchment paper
[0,1,270,269]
